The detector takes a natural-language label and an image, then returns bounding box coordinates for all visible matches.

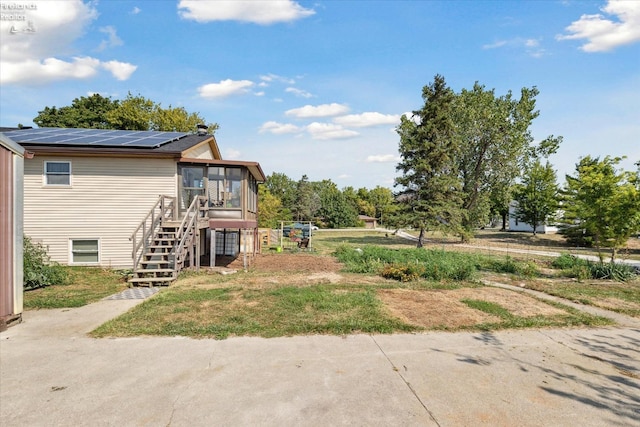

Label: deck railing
[130,195,175,272]
[173,195,208,272]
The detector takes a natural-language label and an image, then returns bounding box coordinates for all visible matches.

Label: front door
[179,166,206,212]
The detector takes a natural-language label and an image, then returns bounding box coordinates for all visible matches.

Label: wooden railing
[173,196,209,272]
[130,195,175,272]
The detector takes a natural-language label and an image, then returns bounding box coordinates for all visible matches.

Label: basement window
[70,239,99,264]
[44,161,71,186]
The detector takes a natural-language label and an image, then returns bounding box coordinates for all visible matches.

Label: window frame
[69,238,100,265]
[44,160,72,187]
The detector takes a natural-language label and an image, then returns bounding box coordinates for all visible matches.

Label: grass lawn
[23,267,129,309]
[28,229,635,338]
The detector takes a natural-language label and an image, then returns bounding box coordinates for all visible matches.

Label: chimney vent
[197,124,208,136]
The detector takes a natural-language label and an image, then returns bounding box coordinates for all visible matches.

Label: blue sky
[1,0,638,189]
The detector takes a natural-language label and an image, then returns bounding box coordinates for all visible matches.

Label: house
[0,133,28,329]
[358,215,378,229]
[508,201,558,234]
[0,127,265,285]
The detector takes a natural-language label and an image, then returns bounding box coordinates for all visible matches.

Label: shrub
[589,262,637,282]
[23,236,68,290]
[552,253,637,282]
[334,245,476,281]
[380,263,424,282]
[552,253,586,270]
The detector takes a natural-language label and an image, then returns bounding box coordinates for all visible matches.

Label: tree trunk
[501,212,507,231]
[417,228,424,248]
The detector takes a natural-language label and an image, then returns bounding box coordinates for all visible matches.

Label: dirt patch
[379,289,501,328]
[378,287,565,329]
[249,253,343,273]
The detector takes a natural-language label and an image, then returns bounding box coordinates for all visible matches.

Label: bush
[589,262,637,282]
[23,236,68,290]
[381,263,425,282]
[552,253,637,282]
[334,245,476,281]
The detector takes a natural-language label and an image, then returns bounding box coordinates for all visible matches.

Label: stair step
[135,268,175,274]
[129,276,176,284]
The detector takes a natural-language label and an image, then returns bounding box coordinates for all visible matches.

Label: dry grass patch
[378,287,565,329]
[379,288,501,328]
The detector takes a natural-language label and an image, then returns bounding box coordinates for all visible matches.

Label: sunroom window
[208,167,242,208]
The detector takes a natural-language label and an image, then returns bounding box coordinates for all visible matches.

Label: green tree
[264,172,297,214]
[367,186,396,226]
[33,92,217,133]
[394,74,465,247]
[560,156,640,260]
[151,104,217,133]
[292,175,321,221]
[452,84,561,238]
[317,182,359,228]
[512,160,558,235]
[257,186,288,228]
[33,94,119,129]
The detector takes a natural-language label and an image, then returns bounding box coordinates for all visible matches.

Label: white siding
[183,143,214,160]
[508,202,558,234]
[24,156,177,268]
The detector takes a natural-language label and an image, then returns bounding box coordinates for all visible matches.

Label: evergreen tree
[394,75,465,247]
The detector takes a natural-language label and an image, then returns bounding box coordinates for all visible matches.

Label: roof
[0,133,26,157]
[1,127,216,157]
[0,126,264,181]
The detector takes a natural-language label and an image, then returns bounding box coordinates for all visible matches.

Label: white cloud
[198,79,255,98]
[306,122,359,140]
[557,0,640,52]
[482,37,545,58]
[0,1,137,84]
[178,0,315,25]
[97,26,123,51]
[224,148,241,160]
[101,61,138,80]
[333,112,401,128]
[285,87,313,98]
[131,7,141,15]
[482,40,508,49]
[286,103,350,118]
[259,121,301,134]
[366,154,399,163]
[260,73,295,84]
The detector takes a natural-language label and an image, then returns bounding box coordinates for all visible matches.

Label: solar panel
[2,127,188,148]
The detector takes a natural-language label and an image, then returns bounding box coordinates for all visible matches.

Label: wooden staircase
[129,195,208,286]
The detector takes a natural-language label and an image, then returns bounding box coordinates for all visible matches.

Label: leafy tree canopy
[33,92,218,134]
[560,156,640,260]
[512,160,559,235]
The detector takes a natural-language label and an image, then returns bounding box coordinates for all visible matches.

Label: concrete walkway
[2,295,640,426]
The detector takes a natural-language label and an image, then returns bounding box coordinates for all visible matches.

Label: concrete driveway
[1,297,639,427]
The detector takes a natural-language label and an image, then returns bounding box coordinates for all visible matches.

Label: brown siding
[0,147,14,320]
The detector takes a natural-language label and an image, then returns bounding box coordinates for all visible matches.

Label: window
[180,166,206,210]
[71,239,99,264]
[208,167,242,208]
[45,161,71,186]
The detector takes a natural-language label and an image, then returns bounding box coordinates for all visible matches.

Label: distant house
[508,201,558,234]
[0,133,28,328]
[1,127,265,285]
[358,215,378,229]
